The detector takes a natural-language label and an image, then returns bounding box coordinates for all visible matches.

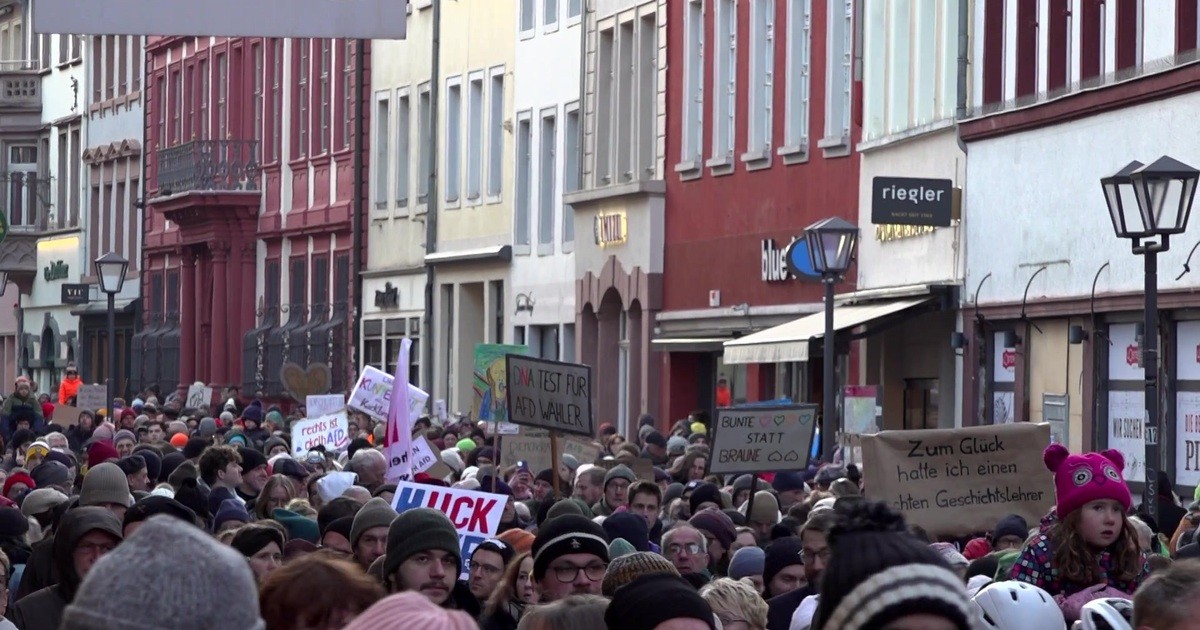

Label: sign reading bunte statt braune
[709,405,818,475]
[861,423,1055,537]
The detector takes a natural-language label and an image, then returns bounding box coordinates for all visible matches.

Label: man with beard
[531,514,609,602]
[384,508,478,614]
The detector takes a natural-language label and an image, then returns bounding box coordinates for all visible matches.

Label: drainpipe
[352,37,365,391]
[423,0,442,392]
[956,0,970,132]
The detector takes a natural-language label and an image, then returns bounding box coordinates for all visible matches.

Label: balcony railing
[155,140,260,195]
[2,174,57,232]
[0,60,40,109]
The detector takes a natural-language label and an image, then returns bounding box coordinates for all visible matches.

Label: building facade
[137,36,366,405]
[427,0,516,415]
[565,0,666,436]
[665,0,861,426]
[960,1,1199,491]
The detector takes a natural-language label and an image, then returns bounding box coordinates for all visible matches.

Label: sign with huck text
[392,481,506,578]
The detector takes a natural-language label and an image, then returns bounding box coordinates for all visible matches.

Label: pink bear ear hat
[1043,443,1133,519]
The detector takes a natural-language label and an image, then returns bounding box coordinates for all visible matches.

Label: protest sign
[347,365,430,423]
[186,383,213,410]
[411,436,440,473]
[290,412,351,455]
[861,422,1055,537]
[596,457,655,483]
[53,405,83,425]
[384,339,414,483]
[505,355,594,437]
[306,394,345,418]
[709,405,818,475]
[392,481,506,577]
[473,344,529,422]
[500,428,602,474]
[75,385,106,412]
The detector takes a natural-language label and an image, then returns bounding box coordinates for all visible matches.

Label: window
[982,0,1005,104]
[520,0,535,32]
[1115,0,1142,71]
[198,59,209,140]
[782,0,811,154]
[319,39,331,153]
[296,39,310,158]
[91,37,102,102]
[1047,0,1070,92]
[596,28,614,184]
[637,14,656,176]
[105,36,116,100]
[417,82,431,204]
[569,0,581,19]
[271,39,283,161]
[155,78,166,146]
[9,145,37,226]
[545,0,558,28]
[1016,0,1038,98]
[595,16,658,186]
[538,110,556,249]
[117,36,129,96]
[132,37,142,92]
[466,74,483,201]
[487,67,504,199]
[56,133,67,226]
[216,53,228,140]
[58,34,80,65]
[69,126,80,225]
[374,95,390,209]
[745,0,774,160]
[615,20,634,181]
[515,113,532,248]
[343,40,354,149]
[711,0,736,164]
[395,89,410,208]
[680,0,704,168]
[821,0,852,151]
[171,68,182,144]
[564,103,580,244]
[253,42,264,158]
[445,78,462,203]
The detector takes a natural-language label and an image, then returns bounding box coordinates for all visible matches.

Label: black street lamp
[804,216,859,461]
[94,252,129,417]
[1101,156,1200,523]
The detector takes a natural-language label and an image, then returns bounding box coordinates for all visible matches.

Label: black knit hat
[236,447,267,473]
[815,501,976,630]
[531,514,609,580]
[134,449,162,482]
[322,516,354,540]
[990,513,1029,545]
[763,536,805,591]
[688,482,723,514]
[473,538,515,568]
[230,524,285,558]
[0,507,28,538]
[124,496,198,530]
[116,455,147,476]
[182,438,209,460]
[605,574,716,630]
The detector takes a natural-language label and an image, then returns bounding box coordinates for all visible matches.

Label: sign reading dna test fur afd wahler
[505,355,595,437]
[861,423,1055,537]
[709,405,818,474]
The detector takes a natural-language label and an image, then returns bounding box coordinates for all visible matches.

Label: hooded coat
[8,507,122,630]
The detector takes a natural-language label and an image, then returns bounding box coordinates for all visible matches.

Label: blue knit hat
[728,546,766,580]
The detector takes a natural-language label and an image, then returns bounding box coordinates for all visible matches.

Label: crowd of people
[0,373,1197,628]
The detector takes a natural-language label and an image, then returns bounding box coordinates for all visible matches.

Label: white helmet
[1077,598,1133,630]
[972,581,1066,629]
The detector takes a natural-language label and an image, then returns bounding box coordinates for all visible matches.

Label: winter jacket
[478,599,526,630]
[8,584,67,630]
[1009,510,1150,597]
[57,377,81,406]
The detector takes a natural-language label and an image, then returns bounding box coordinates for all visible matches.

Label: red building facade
[135,37,367,404]
[660,0,860,422]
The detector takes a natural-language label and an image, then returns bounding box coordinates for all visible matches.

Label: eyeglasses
[801,548,832,564]
[74,542,117,556]
[666,542,703,557]
[469,561,503,577]
[551,562,607,583]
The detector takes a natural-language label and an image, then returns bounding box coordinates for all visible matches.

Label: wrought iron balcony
[155,140,260,196]
[0,60,40,110]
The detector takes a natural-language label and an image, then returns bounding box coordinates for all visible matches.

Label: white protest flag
[384,338,414,483]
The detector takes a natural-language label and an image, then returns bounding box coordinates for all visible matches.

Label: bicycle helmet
[972,581,1066,629]
[1077,598,1133,630]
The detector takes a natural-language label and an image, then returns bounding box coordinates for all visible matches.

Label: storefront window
[903,378,939,430]
[363,316,422,387]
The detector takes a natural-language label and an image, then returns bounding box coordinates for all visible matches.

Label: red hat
[3,472,35,497]
[87,441,121,470]
[414,472,447,487]
[962,537,991,561]
[41,402,54,420]
[169,433,190,448]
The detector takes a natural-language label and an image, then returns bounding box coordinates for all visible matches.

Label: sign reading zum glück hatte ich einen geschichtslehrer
[871,177,956,227]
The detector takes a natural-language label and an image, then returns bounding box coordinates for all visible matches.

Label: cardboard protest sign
[411,436,454,479]
[347,365,430,423]
[861,423,1055,537]
[53,405,83,425]
[500,428,602,474]
[186,383,213,410]
[290,412,351,455]
[392,481,506,577]
[306,394,345,418]
[709,405,818,474]
[505,355,594,437]
[596,457,656,483]
[75,385,106,413]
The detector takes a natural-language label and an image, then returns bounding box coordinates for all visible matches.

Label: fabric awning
[650,337,731,352]
[722,297,932,365]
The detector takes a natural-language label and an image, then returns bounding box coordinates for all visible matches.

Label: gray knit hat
[79,462,133,508]
[383,508,461,582]
[60,515,265,630]
[20,487,69,517]
[603,464,637,488]
[350,497,397,548]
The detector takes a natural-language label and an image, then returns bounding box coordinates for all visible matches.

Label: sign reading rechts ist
[861,423,1055,537]
[709,405,818,474]
[505,355,595,437]
[290,412,351,455]
[347,366,430,423]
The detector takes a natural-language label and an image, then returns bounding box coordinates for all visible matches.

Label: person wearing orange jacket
[58,364,81,405]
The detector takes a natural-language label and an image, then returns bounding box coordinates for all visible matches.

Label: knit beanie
[20,487,68,517]
[473,538,515,568]
[116,455,146,476]
[609,537,637,558]
[546,497,594,520]
[158,452,185,483]
[690,508,736,552]
[990,513,1029,545]
[80,462,133,508]
[605,574,716,630]
[1044,444,1131,519]
[383,508,461,580]
[323,516,354,541]
[180,437,208,459]
[815,501,974,630]
[263,436,288,456]
[231,524,286,558]
[745,490,780,525]
[272,508,320,543]
[113,430,136,446]
[763,536,805,588]
[237,447,268,473]
[2,472,35,499]
[169,433,189,448]
[0,507,27,538]
[242,400,264,424]
[602,511,651,552]
[601,550,680,596]
[532,514,609,580]
[212,499,252,532]
[343,592,477,630]
[733,474,768,497]
[963,537,992,561]
[30,461,69,490]
[455,438,476,452]
[688,482,723,514]
[123,496,197,530]
[61,515,266,630]
[644,431,667,449]
[667,435,688,455]
[814,465,847,488]
[86,441,120,469]
[350,497,397,547]
[133,450,162,482]
[604,464,637,488]
[198,417,218,438]
[496,528,535,554]
[772,471,807,494]
[728,546,766,580]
